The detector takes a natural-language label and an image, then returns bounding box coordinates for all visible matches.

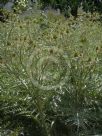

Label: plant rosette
[26,46,70,90]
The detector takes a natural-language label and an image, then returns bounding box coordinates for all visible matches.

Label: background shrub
[39,0,102,17]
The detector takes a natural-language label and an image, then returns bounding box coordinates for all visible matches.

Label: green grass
[0,11,102,136]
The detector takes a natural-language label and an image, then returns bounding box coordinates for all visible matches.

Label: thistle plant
[0,11,102,136]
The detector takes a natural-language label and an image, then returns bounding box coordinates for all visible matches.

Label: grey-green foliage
[0,13,102,136]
